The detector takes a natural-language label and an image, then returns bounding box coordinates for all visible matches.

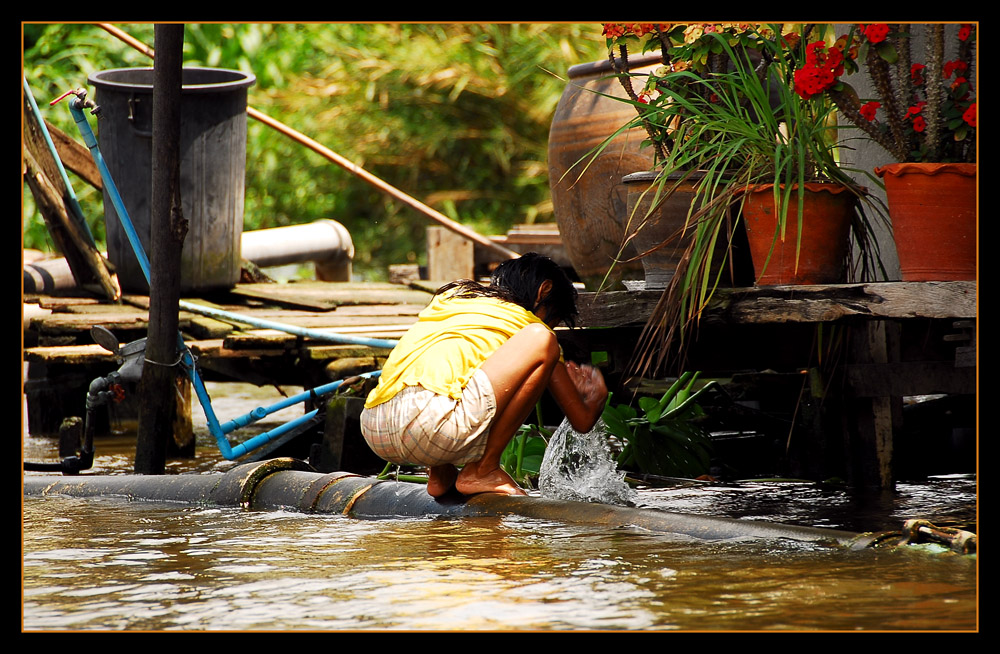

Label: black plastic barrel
[88,67,256,293]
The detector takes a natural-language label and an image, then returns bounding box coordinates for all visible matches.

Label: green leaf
[875,41,898,64]
[601,404,632,440]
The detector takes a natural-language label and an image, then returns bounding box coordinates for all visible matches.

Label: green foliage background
[23,23,607,280]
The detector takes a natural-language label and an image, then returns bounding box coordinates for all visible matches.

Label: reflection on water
[22,382,977,631]
[22,494,978,631]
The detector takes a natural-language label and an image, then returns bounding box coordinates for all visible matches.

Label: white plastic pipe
[23,219,356,292]
[240,219,354,277]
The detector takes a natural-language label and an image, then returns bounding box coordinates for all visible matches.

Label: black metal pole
[135,24,186,474]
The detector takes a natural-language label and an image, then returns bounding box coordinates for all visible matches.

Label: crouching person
[360,253,607,497]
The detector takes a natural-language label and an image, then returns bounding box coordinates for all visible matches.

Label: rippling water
[22,383,978,632]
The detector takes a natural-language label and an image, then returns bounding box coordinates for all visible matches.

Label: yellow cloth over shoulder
[364,291,555,408]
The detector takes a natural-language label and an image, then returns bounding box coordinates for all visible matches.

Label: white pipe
[240,219,354,270]
[23,219,356,292]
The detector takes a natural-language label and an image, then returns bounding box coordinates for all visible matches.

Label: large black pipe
[24,458,880,548]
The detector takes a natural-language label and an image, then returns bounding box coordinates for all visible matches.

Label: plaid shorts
[360,368,497,467]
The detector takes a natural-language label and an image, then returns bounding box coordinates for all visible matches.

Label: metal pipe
[240,219,354,269]
[24,458,879,549]
[23,256,75,294]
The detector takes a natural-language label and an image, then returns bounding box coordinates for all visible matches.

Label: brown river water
[22,382,978,632]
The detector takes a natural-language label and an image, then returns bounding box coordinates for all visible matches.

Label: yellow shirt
[364,291,555,408]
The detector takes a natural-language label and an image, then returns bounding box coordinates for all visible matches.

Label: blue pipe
[24,79,96,247]
[69,99,152,284]
[217,371,381,435]
[177,299,399,349]
[69,93,398,350]
[63,90,392,461]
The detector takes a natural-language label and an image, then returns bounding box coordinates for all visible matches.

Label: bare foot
[427,464,459,498]
[455,464,527,496]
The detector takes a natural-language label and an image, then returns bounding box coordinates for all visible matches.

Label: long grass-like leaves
[621,25,886,380]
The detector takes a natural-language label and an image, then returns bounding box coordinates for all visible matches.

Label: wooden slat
[228,281,433,311]
[22,343,117,365]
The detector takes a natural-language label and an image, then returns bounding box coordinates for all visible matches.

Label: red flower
[631,23,656,37]
[958,24,973,41]
[859,101,880,121]
[943,60,968,79]
[862,23,890,44]
[794,41,845,99]
[602,23,626,38]
[911,115,926,132]
[910,63,925,85]
[963,103,977,127]
[906,101,927,118]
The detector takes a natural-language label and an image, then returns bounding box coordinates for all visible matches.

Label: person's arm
[547,360,608,433]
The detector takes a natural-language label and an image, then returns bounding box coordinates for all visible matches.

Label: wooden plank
[44,119,102,191]
[576,282,977,328]
[35,296,105,310]
[704,281,977,324]
[228,281,433,311]
[29,311,151,334]
[223,329,404,350]
[303,344,395,361]
[576,290,663,328]
[22,343,118,365]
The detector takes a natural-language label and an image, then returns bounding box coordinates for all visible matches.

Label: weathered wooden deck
[23,278,976,487]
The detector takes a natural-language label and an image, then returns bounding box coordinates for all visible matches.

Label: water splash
[538,418,637,506]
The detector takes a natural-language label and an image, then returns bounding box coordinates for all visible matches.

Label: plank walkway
[23,278,976,488]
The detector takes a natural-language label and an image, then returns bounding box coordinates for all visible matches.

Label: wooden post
[845,319,903,489]
[427,225,474,281]
[135,24,186,475]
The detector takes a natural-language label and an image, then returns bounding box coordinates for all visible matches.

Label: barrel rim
[88,66,256,93]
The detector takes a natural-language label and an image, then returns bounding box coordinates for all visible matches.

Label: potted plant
[598,23,754,290]
[794,23,977,281]
[596,23,888,376]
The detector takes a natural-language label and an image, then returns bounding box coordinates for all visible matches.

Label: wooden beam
[575,282,977,329]
[22,101,119,301]
[703,282,977,324]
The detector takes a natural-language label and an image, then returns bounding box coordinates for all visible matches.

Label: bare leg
[455,323,560,496]
[427,464,458,498]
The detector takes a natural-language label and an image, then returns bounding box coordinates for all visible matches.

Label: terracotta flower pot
[741,183,856,286]
[875,163,977,281]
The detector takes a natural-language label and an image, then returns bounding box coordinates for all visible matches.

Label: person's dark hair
[435,252,579,327]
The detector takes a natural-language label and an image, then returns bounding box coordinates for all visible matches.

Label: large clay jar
[548,54,662,289]
[875,162,977,281]
[741,183,856,286]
